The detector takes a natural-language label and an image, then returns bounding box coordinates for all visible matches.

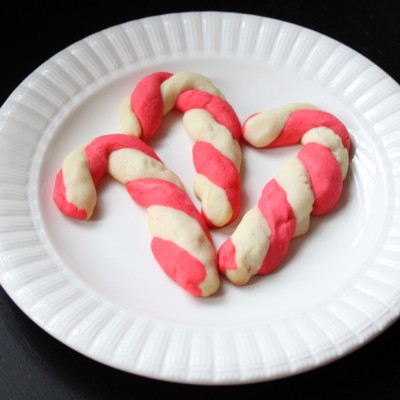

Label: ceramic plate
[1,11,400,384]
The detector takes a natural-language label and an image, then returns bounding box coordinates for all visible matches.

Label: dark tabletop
[1,1,400,399]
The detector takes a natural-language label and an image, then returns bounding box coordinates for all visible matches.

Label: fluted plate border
[1,12,400,384]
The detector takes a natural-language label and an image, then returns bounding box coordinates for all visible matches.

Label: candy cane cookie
[119,71,242,227]
[218,104,351,286]
[53,134,219,297]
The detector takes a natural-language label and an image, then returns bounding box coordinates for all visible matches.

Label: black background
[1,1,400,399]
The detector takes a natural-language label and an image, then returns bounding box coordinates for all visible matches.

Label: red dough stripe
[192,141,241,225]
[217,238,238,275]
[175,89,242,141]
[131,72,173,141]
[268,109,351,150]
[298,142,343,216]
[151,238,206,297]
[53,170,88,220]
[257,179,296,275]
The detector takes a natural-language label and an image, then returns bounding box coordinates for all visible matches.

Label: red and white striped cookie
[53,134,219,297]
[119,71,242,228]
[218,104,351,285]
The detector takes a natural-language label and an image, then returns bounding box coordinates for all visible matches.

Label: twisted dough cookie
[119,71,242,227]
[53,134,219,297]
[218,104,351,285]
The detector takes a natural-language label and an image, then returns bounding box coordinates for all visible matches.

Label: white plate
[1,11,400,385]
